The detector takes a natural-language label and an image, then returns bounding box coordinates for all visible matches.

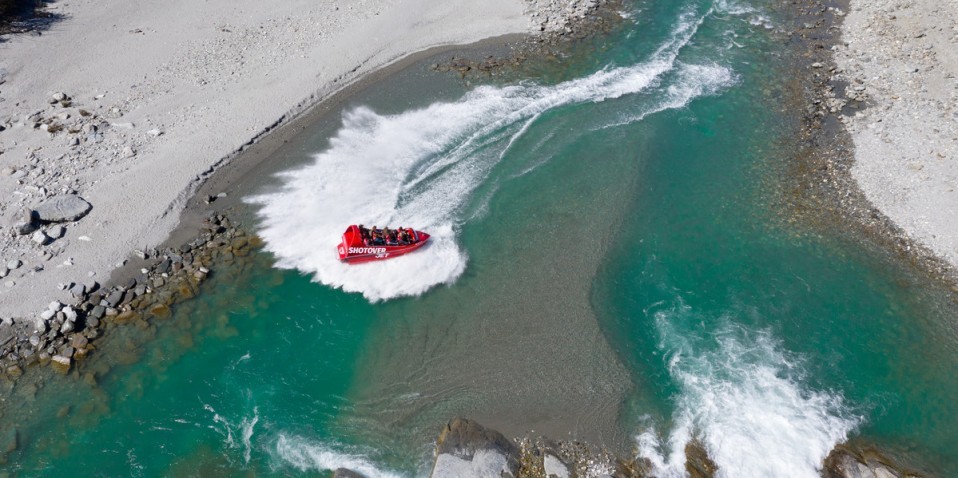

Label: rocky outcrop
[428,420,651,478]
[425,421,933,478]
[431,418,521,478]
[823,446,922,478]
[684,440,717,478]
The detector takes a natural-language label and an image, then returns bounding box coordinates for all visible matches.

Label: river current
[3,0,958,476]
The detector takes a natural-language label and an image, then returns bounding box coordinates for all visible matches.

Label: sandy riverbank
[0,0,545,319]
[834,0,958,270]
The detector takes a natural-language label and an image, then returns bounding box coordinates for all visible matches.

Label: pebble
[4,281,13,288]
[7,260,22,270]
[31,230,50,246]
[48,225,64,239]
[147,128,163,137]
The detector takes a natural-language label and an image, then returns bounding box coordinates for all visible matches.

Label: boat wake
[273,434,404,478]
[636,301,860,478]
[247,5,735,301]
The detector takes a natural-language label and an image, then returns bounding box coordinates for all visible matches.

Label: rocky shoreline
[778,0,958,291]
[0,209,254,382]
[327,418,921,478]
[835,0,958,275]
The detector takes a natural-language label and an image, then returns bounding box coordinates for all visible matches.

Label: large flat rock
[34,195,92,223]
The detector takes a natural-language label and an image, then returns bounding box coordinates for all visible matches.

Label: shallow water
[3,0,958,476]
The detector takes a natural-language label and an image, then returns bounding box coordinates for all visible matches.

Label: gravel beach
[834,0,958,269]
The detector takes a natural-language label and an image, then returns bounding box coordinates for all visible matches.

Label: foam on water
[274,434,404,478]
[636,301,860,478]
[248,6,734,301]
[205,403,260,466]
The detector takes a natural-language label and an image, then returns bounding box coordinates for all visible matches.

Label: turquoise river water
[3,0,958,476]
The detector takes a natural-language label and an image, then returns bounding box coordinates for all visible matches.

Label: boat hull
[337,225,430,264]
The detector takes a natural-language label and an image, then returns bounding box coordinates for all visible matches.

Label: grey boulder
[34,195,92,223]
[13,208,39,235]
[431,418,520,478]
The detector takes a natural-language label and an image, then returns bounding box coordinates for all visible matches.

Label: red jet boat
[337,225,430,264]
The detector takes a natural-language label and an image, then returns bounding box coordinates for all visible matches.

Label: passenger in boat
[386,228,399,246]
[358,225,371,245]
[369,226,384,246]
[399,229,411,245]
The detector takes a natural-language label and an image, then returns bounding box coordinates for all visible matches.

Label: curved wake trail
[248,7,735,301]
[636,301,860,478]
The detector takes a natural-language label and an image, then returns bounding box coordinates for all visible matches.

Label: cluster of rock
[0,212,255,381]
[525,0,619,41]
[823,446,923,478]
[328,419,923,478]
[431,56,528,78]
[0,90,163,296]
[430,0,624,79]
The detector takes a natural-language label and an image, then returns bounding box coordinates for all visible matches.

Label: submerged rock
[431,418,520,478]
[332,469,367,478]
[34,195,92,223]
[50,355,71,374]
